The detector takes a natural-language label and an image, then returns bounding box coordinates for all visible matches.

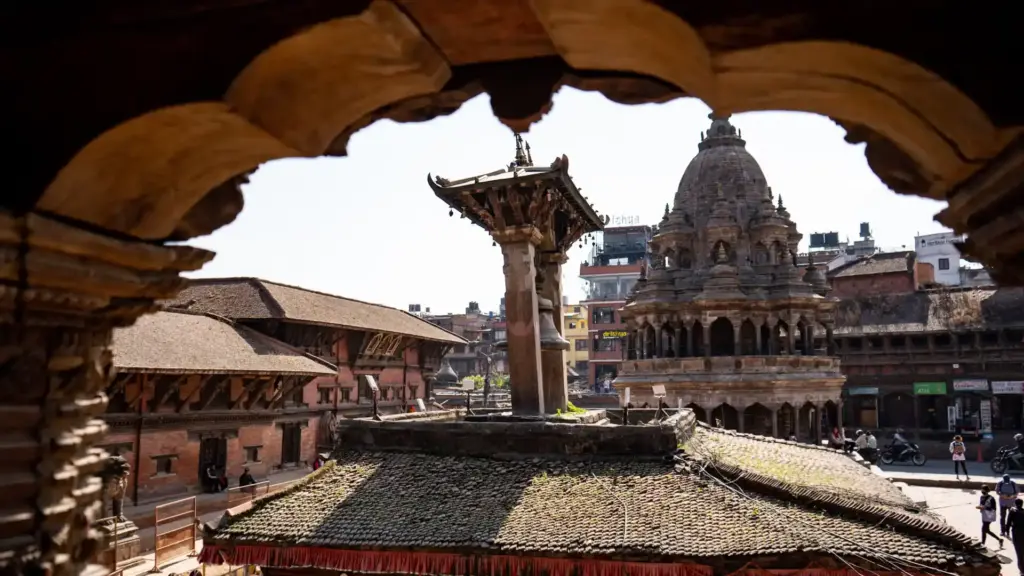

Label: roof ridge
[685,455,978,554]
[694,421,838,454]
[400,309,465,342]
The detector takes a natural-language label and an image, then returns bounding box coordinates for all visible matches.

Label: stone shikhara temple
[617,115,845,442]
[200,141,999,576]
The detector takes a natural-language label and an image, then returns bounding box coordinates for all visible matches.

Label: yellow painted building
[564,304,589,381]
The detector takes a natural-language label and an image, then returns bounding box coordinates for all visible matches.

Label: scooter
[857,446,880,465]
[879,442,927,466]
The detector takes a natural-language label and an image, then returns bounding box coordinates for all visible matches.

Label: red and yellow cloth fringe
[200,546,713,576]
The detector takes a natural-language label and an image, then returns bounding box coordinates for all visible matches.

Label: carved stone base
[0,210,212,576]
[93,519,145,571]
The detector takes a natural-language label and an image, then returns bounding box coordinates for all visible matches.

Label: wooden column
[495,226,545,415]
[0,210,210,576]
[540,252,568,414]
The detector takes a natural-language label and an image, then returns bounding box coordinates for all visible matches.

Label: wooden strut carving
[0,211,210,576]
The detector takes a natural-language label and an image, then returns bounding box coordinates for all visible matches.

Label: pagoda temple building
[616,114,845,442]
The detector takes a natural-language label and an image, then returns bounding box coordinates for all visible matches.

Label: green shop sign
[913,382,947,395]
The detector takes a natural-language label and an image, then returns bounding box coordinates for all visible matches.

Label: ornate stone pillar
[825,322,835,355]
[654,324,664,357]
[638,327,647,360]
[736,405,747,432]
[805,324,815,355]
[770,406,779,437]
[495,226,545,414]
[786,320,796,355]
[767,318,777,355]
[686,323,695,357]
[674,325,683,357]
[0,210,210,576]
[754,320,763,355]
[702,323,711,360]
[732,319,742,356]
[539,252,568,414]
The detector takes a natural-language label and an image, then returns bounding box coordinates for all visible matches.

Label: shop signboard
[953,379,989,392]
[848,387,879,396]
[602,331,629,339]
[980,400,993,434]
[992,381,1024,394]
[914,382,947,395]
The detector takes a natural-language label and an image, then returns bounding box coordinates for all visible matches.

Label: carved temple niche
[677,247,693,270]
[709,317,734,356]
[740,319,758,355]
[752,242,769,265]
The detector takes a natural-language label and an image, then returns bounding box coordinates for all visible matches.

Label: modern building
[915,231,964,286]
[563,303,589,383]
[616,113,845,441]
[579,224,653,387]
[424,302,506,378]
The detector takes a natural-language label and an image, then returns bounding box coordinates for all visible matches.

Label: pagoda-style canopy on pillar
[428,135,604,415]
[618,114,845,442]
[433,357,460,387]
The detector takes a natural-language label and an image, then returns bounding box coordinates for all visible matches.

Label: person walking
[998,473,1020,536]
[951,434,970,481]
[1006,498,1024,575]
[977,486,1005,548]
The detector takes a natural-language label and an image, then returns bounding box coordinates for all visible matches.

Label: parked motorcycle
[990,446,1024,474]
[879,442,927,466]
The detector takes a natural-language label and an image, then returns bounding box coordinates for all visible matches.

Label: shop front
[914,381,949,432]
[951,379,991,436]
[845,387,879,429]
[992,381,1024,431]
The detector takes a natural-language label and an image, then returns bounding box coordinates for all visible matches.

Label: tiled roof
[204,424,984,572]
[166,278,465,345]
[112,309,336,375]
[829,251,913,278]
[834,286,1024,335]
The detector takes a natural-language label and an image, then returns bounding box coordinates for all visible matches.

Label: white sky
[188,88,950,316]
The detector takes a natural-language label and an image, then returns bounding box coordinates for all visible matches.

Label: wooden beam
[176,374,206,412]
[270,376,302,410]
[230,377,256,410]
[199,377,229,411]
[245,376,277,410]
[156,375,187,410]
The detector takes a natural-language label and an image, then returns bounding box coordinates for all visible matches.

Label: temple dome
[673,114,769,227]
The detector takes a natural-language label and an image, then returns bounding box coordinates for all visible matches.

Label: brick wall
[101,417,321,504]
[831,272,916,298]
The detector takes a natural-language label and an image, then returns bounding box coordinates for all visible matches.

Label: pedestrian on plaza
[1006,498,1024,575]
[998,473,1020,536]
[951,434,970,481]
[977,485,1005,548]
[829,427,844,450]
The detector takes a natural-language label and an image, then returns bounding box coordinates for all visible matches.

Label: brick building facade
[827,251,933,298]
[103,309,336,503]
[104,279,466,504]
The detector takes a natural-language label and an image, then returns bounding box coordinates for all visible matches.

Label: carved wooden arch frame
[36,0,1015,255]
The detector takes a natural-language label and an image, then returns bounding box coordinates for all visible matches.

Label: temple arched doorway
[795,319,810,355]
[692,321,705,357]
[710,318,734,356]
[799,402,820,442]
[775,320,791,355]
[740,319,757,355]
[777,403,796,439]
[743,403,773,436]
[823,400,840,433]
[759,324,771,355]
[711,403,740,430]
[686,403,706,424]
[644,324,656,359]
[678,325,690,357]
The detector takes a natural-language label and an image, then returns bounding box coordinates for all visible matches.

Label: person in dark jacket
[239,467,255,486]
[1006,498,1024,575]
[977,485,1004,548]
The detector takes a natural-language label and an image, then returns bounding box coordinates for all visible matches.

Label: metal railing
[151,496,197,571]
